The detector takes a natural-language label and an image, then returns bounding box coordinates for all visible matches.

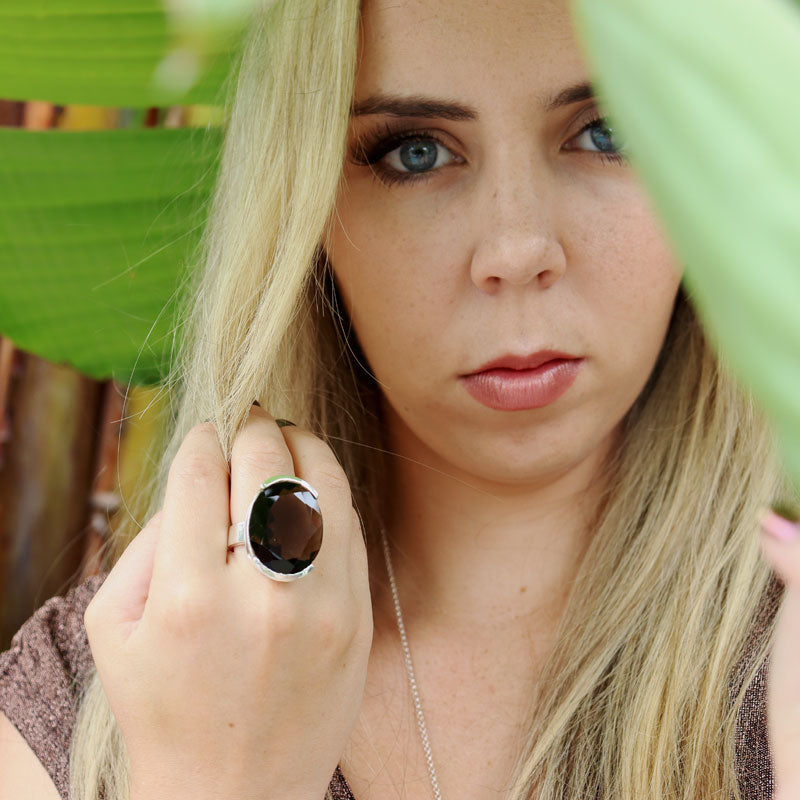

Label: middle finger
[229,404,296,530]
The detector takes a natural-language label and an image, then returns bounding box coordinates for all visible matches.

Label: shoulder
[0,573,106,800]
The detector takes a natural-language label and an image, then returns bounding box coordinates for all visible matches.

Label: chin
[443,418,616,490]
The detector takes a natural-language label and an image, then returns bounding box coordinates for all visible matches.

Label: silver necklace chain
[379,527,444,800]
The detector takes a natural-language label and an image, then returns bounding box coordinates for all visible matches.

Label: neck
[373,411,615,639]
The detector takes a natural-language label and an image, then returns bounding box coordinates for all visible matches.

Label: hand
[84,406,373,800]
[759,509,800,800]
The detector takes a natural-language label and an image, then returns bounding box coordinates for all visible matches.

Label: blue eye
[572,117,627,163]
[383,138,454,174]
[349,123,459,186]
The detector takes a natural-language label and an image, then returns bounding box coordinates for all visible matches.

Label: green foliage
[0,0,243,383]
[0,126,222,383]
[571,0,800,487]
[0,0,241,107]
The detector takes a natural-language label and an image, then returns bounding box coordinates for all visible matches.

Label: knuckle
[263,595,301,640]
[263,594,352,654]
[312,462,352,498]
[159,580,212,635]
[317,603,343,636]
[231,417,285,462]
[169,451,223,490]
[235,447,287,479]
[168,423,225,486]
[313,604,350,651]
[189,421,218,439]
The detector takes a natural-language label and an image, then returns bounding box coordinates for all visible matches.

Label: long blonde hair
[70,1,792,798]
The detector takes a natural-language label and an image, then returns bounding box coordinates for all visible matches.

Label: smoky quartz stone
[246,477,323,576]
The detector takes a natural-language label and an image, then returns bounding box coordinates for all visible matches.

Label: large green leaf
[571,0,800,487]
[0,126,222,383]
[0,0,242,106]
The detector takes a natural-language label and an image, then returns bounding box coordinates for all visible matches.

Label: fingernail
[760,508,800,543]
[275,418,296,428]
[252,400,261,408]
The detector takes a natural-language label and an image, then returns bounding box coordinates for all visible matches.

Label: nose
[469,164,567,293]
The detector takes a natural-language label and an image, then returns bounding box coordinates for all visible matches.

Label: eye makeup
[347,112,628,188]
[348,121,457,187]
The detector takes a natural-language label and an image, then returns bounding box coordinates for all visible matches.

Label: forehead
[355,0,587,104]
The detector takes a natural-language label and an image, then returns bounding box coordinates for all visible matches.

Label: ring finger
[229,404,297,541]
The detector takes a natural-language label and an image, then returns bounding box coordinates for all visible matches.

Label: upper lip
[466,350,579,375]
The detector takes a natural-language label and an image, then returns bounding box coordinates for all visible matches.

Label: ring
[228,474,323,581]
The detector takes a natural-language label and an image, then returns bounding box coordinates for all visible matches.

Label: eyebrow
[350,94,477,120]
[544,81,596,112]
[349,81,596,119]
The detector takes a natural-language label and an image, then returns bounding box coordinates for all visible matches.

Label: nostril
[536,265,564,290]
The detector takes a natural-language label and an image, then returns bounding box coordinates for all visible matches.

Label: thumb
[85,511,164,650]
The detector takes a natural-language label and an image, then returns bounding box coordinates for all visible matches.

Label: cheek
[326,183,468,358]
[569,182,681,307]
[574,200,683,386]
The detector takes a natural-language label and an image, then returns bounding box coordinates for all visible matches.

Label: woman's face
[325,0,682,488]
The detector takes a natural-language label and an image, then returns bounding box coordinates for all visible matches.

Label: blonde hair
[70,1,792,798]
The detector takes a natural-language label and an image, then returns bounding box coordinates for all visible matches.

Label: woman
[1,0,797,798]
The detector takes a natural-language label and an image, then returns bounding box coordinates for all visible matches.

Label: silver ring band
[227,521,246,550]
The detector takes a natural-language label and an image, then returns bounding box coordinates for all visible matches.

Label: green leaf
[0,126,222,383]
[571,0,800,487]
[0,0,242,106]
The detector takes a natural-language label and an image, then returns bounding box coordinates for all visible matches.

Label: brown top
[0,573,783,800]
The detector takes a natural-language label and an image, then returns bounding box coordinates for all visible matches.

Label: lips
[466,350,579,375]
[460,350,583,411]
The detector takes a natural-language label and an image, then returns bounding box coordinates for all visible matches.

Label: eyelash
[349,116,628,188]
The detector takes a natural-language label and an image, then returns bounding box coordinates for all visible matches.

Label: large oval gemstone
[247,479,323,575]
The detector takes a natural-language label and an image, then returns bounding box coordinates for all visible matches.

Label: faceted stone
[247,480,323,575]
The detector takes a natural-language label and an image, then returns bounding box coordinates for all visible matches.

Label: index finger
[149,423,230,594]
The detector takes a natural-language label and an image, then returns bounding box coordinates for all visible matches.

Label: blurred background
[0,0,251,649]
[0,100,210,650]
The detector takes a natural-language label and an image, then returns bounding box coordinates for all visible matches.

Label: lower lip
[460,359,582,411]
